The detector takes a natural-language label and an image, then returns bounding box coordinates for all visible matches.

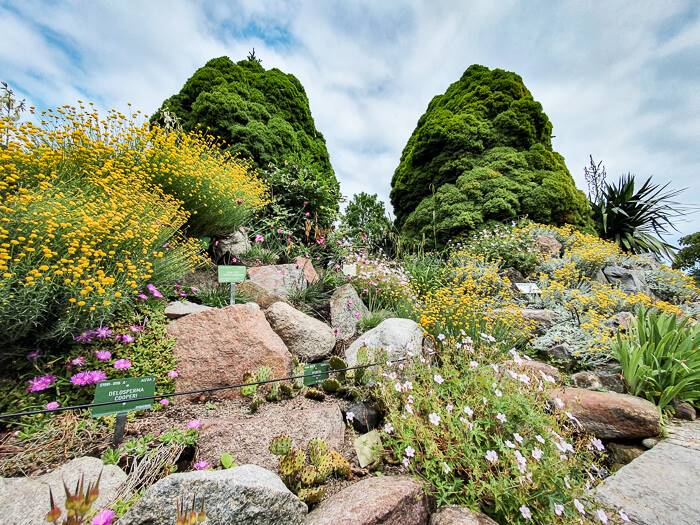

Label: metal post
[112,413,127,446]
[230,283,236,305]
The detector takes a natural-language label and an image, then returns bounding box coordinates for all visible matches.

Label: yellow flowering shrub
[0,106,216,344]
[420,252,535,343]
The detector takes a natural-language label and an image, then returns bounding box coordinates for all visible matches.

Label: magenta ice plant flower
[91,509,116,525]
[71,356,86,367]
[187,419,202,430]
[167,370,179,378]
[45,401,60,410]
[159,398,169,406]
[114,359,131,370]
[146,284,163,298]
[194,460,209,470]
[26,374,56,393]
[70,370,107,386]
[73,332,94,343]
[116,334,135,344]
[95,350,112,361]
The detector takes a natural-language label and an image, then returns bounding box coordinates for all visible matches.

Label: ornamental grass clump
[380,336,624,524]
[612,307,700,412]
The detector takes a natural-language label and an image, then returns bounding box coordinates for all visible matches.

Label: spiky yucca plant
[590,173,687,258]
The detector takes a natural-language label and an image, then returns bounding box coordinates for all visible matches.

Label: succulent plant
[321,378,341,393]
[269,435,293,456]
[297,486,326,505]
[304,388,326,401]
[308,438,329,467]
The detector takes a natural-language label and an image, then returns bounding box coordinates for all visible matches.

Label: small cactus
[328,356,347,381]
[280,383,295,398]
[321,378,341,393]
[307,438,329,467]
[269,435,292,456]
[240,371,257,397]
[300,465,319,487]
[266,382,281,402]
[297,486,326,505]
[256,366,272,382]
[304,388,326,401]
[249,396,264,413]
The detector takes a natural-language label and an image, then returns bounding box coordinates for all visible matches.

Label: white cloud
[3,0,698,240]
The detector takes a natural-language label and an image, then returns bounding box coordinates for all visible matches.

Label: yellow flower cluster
[0,105,213,341]
[420,253,535,339]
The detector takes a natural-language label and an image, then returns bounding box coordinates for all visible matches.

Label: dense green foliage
[153,56,338,200]
[390,64,591,248]
[613,307,700,412]
[674,232,700,283]
[590,174,683,258]
[341,192,394,254]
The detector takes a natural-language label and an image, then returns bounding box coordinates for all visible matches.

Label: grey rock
[601,265,651,295]
[354,430,383,469]
[330,284,368,342]
[542,342,575,363]
[672,400,697,421]
[165,300,213,319]
[519,308,557,329]
[265,302,335,362]
[607,443,645,466]
[572,370,626,393]
[0,457,126,525]
[346,402,381,433]
[642,438,659,449]
[430,506,499,525]
[119,464,307,525]
[533,235,562,258]
[248,263,307,298]
[214,230,251,259]
[197,398,345,471]
[596,440,700,525]
[305,475,429,525]
[345,318,427,367]
[604,311,636,333]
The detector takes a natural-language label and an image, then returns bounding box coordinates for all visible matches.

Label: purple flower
[254,234,264,243]
[26,374,56,393]
[114,359,131,370]
[26,350,41,361]
[146,284,163,298]
[71,356,86,367]
[115,334,135,344]
[93,326,112,340]
[45,401,60,410]
[130,324,145,333]
[95,350,112,361]
[194,460,209,470]
[70,370,107,386]
[137,293,149,301]
[187,419,201,430]
[159,398,170,406]
[167,370,179,378]
[73,331,94,343]
[91,509,116,525]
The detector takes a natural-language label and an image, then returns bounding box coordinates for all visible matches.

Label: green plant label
[92,376,156,418]
[303,363,330,386]
[218,265,247,283]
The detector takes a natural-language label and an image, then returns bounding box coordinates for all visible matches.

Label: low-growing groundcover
[380,337,627,524]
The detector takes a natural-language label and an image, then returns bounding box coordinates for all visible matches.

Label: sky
[2,0,699,240]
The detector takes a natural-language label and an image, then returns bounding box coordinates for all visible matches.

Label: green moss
[390,64,592,248]
[152,56,337,193]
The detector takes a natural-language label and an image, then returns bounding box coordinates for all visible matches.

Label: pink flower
[74,331,94,343]
[167,370,179,378]
[116,334,135,344]
[26,350,41,361]
[91,509,116,525]
[114,359,131,370]
[159,398,170,406]
[137,293,149,301]
[93,326,112,339]
[146,284,163,298]
[95,350,112,361]
[304,212,310,217]
[70,370,107,386]
[71,356,86,366]
[130,324,145,333]
[187,419,202,430]
[26,374,56,393]
[254,234,264,243]
[194,460,209,470]
[45,401,60,410]
[353,311,361,320]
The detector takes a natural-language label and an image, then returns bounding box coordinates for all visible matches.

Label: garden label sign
[303,362,330,386]
[217,265,247,305]
[92,376,155,418]
[515,282,541,295]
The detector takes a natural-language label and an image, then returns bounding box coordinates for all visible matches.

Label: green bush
[390,64,591,249]
[153,56,337,193]
[613,307,700,412]
[380,336,609,524]
[674,232,700,284]
[341,192,395,255]
[461,223,541,276]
